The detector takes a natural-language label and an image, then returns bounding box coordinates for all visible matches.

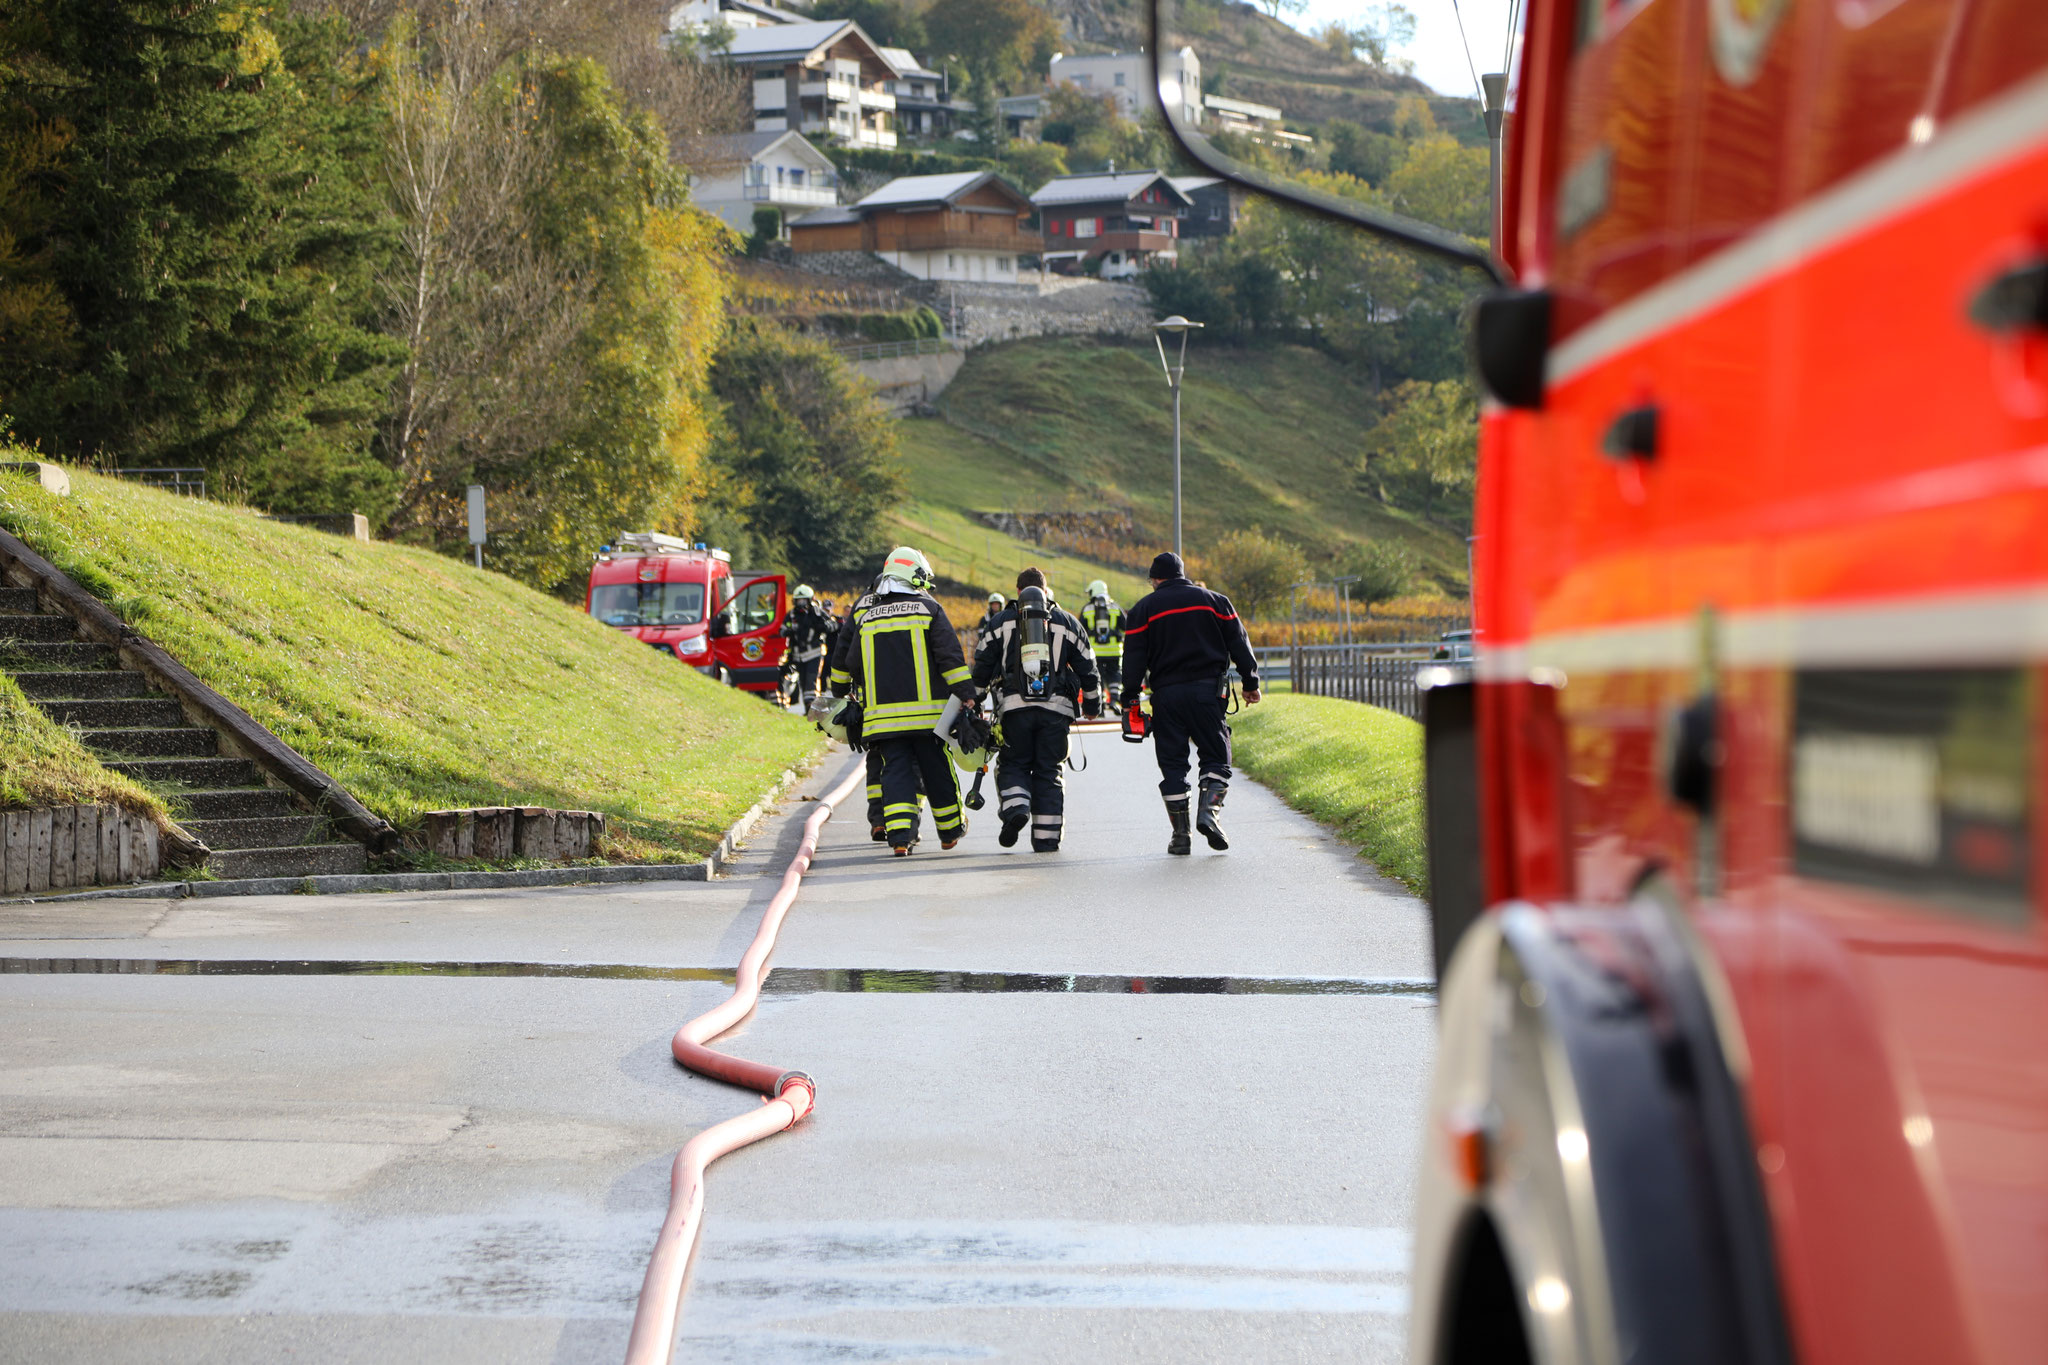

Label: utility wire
[1447,0,1485,102]
[1504,0,1522,74]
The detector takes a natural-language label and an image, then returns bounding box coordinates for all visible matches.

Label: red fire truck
[1151,3,2048,1361]
[586,533,789,697]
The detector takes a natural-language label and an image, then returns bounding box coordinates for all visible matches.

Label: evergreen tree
[1,0,397,507]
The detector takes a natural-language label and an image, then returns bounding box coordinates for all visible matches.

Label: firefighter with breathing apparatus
[974,592,1006,655]
[1082,579,1126,698]
[1120,552,1261,856]
[779,584,833,710]
[830,546,975,855]
[972,567,1102,852]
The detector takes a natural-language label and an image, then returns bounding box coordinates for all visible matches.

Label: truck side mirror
[1471,289,1552,410]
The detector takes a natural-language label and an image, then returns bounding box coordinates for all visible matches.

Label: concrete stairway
[1,586,368,880]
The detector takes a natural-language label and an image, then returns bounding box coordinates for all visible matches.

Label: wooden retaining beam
[0,804,160,896]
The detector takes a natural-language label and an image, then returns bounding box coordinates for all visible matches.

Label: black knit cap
[1149,551,1185,579]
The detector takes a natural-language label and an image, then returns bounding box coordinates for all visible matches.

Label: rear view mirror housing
[1471,289,1553,410]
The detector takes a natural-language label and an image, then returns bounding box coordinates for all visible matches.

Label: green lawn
[0,670,165,819]
[1230,691,1426,893]
[909,337,1470,593]
[0,469,821,860]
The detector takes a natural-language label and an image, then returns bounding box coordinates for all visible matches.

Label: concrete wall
[851,347,966,414]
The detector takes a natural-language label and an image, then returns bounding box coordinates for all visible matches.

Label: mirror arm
[1147,3,1509,285]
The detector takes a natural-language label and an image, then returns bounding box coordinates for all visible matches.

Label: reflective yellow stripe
[941,664,971,686]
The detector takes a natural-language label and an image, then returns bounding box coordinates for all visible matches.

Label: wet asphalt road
[0,735,1435,1363]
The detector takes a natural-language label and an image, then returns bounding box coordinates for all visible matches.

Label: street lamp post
[1152,315,1203,559]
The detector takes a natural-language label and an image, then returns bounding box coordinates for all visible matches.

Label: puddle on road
[2,957,1434,996]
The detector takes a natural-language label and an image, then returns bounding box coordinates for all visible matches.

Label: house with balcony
[723,20,902,150]
[1046,48,1202,128]
[878,47,972,141]
[1030,169,1194,279]
[1201,92,1313,150]
[688,130,839,237]
[789,171,1041,284]
[666,0,806,37]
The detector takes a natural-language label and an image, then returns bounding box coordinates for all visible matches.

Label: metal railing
[108,467,207,498]
[832,335,956,363]
[1255,643,1440,719]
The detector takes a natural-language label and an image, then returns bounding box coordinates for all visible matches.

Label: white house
[1046,48,1202,128]
[688,130,839,237]
[789,171,1042,284]
[665,0,806,37]
[722,20,902,150]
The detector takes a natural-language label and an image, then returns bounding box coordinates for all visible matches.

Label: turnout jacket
[780,600,834,661]
[1119,576,1260,707]
[831,589,976,736]
[971,603,1103,720]
[1080,597,1126,659]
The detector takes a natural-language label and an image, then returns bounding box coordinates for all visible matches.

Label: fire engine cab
[1142,2,2048,1362]
[586,532,789,696]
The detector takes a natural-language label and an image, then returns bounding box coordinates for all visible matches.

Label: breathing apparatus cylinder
[1017,586,1053,702]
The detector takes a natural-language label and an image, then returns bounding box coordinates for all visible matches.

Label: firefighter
[1120,552,1261,856]
[779,584,833,710]
[829,575,891,841]
[974,592,1006,655]
[1081,579,1126,698]
[834,546,975,855]
[973,567,1101,853]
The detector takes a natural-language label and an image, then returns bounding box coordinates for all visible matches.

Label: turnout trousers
[1148,678,1232,817]
[873,732,964,849]
[996,706,1072,851]
[794,654,823,708]
[1097,657,1122,697]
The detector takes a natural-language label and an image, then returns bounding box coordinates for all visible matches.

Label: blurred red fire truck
[586,533,788,697]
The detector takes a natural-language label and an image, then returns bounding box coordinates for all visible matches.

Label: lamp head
[1152,315,1204,334]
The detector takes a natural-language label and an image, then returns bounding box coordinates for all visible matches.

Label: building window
[947,254,957,270]
[1114,72,1126,87]
[1074,217,1097,239]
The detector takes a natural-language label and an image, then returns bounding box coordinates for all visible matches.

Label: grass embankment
[900,337,1471,595]
[0,671,166,819]
[0,470,820,860]
[1230,692,1426,893]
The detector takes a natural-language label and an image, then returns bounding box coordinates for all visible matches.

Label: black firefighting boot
[1166,795,1192,856]
[1196,780,1229,851]
[999,812,1027,847]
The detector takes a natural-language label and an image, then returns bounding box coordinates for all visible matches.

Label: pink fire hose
[624,761,865,1364]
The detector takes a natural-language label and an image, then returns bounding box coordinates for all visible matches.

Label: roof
[1029,169,1194,208]
[724,20,901,72]
[1168,175,1223,194]
[688,129,833,169]
[1204,92,1284,120]
[877,46,939,79]
[790,205,861,228]
[854,171,1027,211]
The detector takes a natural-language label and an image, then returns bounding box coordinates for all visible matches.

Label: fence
[107,467,206,498]
[1258,643,1437,719]
[831,335,956,363]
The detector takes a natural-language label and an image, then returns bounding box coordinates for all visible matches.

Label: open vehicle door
[711,574,788,694]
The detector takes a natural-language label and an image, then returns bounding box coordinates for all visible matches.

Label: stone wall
[849,347,967,414]
[919,279,1154,348]
[0,804,161,896]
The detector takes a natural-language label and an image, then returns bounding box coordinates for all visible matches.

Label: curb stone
[0,756,819,904]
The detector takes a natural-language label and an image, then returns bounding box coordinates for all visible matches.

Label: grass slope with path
[894,338,1470,598]
[1230,691,1425,894]
[0,469,820,860]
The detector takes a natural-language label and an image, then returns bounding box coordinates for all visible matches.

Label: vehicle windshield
[589,581,706,627]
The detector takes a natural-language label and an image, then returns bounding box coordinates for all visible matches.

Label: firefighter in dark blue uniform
[972,567,1102,852]
[1119,551,1262,855]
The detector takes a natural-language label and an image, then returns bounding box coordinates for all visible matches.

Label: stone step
[35,697,187,729]
[0,641,116,670]
[172,788,299,821]
[0,612,72,642]
[207,843,367,881]
[181,815,325,849]
[81,726,218,759]
[106,756,259,787]
[0,587,36,613]
[11,671,149,700]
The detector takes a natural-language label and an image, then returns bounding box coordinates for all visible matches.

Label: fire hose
[623,760,866,1364]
